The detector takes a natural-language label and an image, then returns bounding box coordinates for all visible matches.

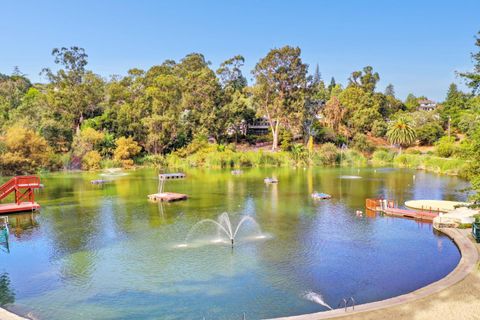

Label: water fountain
[179,212,266,248]
[303,291,333,310]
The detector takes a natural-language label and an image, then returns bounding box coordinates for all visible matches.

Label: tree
[338,85,384,135]
[323,95,347,134]
[216,55,247,90]
[328,77,336,93]
[312,64,322,85]
[216,55,253,142]
[113,136,141,168]
[0,126,54,174]
[386,116,416,151]
[348,66,380,92]
[0,71,31,125]
[177,53,221,140]
[252,46,308,150]
[42,47,105,135]
[441,83,467,127]
[384,84,395,97]
[459,31,480,94]
[404,93,419,111]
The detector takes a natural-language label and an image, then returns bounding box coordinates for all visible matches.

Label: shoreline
[268,228,479,320]
[1,228,477,320]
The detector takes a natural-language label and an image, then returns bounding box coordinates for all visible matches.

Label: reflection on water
[0,273,15,306]
[0,167,468,320]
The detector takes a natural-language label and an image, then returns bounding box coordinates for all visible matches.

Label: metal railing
[337,296,355,312]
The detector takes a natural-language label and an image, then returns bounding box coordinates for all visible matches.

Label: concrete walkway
[270,228,480,320]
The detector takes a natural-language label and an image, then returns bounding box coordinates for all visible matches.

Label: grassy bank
[371,149,469,176]
[139,143,468,177]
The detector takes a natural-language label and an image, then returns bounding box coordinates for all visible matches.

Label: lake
[0,167,467,319]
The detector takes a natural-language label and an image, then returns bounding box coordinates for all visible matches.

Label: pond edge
[267,227,478,320]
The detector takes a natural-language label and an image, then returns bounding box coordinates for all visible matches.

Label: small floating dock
[366,198,439,222]
[148,192,188,202]
[148,173,187,202]
[311,192,331,200]
[91,179,111,185]
[264,177,278,184]
[0,176,41,214]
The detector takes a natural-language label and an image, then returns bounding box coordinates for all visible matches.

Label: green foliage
[341,150,368,167]
[82,150,102,170]
[318,143,339,165]
[386,116,416,148]
[415,121,444,145]
[459,31,480,94]
[371,119,388,137]
[434,136,457,158]
[113,137,141,168]
[0,126,57,175]
[351,133,375,153]
[252,46,308,150]
[393,154,467,176]
[371,149,395,165]
[280,130,294,151]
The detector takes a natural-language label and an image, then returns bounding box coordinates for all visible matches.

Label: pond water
[0,167,467,320]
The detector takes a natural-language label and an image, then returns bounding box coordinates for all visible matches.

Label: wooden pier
[366,198,439,222]
[0,176,41,214]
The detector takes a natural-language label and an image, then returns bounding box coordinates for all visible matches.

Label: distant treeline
[0,32,479,192]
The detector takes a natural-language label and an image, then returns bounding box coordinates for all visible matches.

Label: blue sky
[1,0,479,101]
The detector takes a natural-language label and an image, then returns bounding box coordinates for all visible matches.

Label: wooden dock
[0,176,41,214]
[148,192,187,202]
[0,202,40,214]
[366,198,439,222]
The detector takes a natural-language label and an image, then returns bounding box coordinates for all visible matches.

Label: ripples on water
[0,168,466,320]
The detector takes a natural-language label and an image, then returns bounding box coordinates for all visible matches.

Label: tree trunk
[272,130,278,151]
[271,121,280,151]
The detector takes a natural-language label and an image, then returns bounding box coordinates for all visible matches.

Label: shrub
[318,143,339,165]
[139,154,166,167]
[371,120,388,137]
[416,122,444,146]
[371,149,395,165]
[405,149,422,155]
[113,137,141,168]
[82,151,102,170]
[341,150,367,167]
[280,130,293,151]
[351,133,375,153]
[0,126,53,175]
[434,136,457,158]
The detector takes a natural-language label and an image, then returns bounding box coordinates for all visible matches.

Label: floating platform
[0,202,40,214]
[264,177,278,184]
[159,173,186,180]
[405,200,470,212]
[148,192,187,202]
[231,170,243,175]
[312,192,331,200]
[91,179,111,184]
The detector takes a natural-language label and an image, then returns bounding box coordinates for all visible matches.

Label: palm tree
[386,116,416,152]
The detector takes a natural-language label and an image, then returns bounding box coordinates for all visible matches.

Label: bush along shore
[135,139,469,177]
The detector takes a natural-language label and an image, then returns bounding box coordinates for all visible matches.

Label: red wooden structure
[365,198,439,222]
[0,176,41,214]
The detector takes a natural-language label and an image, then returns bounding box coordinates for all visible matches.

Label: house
[417,99,437,111]
[247,118,271,135]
